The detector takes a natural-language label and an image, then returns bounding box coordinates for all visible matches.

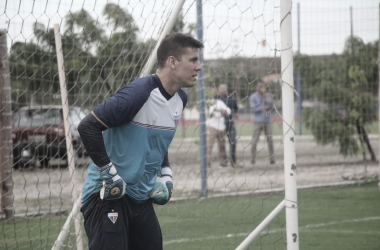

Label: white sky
[1,0,378,59]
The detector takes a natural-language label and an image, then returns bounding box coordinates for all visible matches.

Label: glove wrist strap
[99,162,112,170]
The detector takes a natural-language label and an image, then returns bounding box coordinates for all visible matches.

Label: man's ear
[168,56,177,69]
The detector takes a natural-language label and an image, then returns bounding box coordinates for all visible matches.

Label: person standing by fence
[249,81,276,165]
[207,87,231,168]
[217,83,241,168]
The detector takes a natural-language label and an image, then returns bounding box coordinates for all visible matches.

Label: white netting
[0,0,378,249]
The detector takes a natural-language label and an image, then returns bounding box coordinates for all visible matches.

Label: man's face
[219,85,227,97]
[259,84,266,94]
[173,47,202,88]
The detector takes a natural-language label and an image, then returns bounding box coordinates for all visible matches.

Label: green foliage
[344,36,378,91]
[8,3,200,109]
[8,4,147,109]
[302,37,378,159]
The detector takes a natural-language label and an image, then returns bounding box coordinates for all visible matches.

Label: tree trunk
[361,125,377,162]
[357,123,376,162]
[356,123,367,166]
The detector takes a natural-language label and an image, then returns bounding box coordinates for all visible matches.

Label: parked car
[11,106,87,169]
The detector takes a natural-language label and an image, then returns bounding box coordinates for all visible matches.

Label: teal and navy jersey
[81,74,186,205]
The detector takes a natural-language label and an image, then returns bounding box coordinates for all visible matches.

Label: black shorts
[81,194,163,250]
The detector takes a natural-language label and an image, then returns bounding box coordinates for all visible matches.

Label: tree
[343,36,378,94]
[9,32,60,107]
[8,3,148,109]
[304,37,378,162]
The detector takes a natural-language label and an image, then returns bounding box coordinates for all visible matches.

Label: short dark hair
[157,33,204,68]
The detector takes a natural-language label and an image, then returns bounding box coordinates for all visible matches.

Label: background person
[249,81,276,165]
[78,33,203,250]
[217,83,241,168]
[206,87,231,167]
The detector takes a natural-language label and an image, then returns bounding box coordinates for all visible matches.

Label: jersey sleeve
[93,78,155,128]
[177,88,188,110]
[78,112,110,167]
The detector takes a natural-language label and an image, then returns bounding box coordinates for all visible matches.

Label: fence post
[196,0,208,198]
[0,29,14,219]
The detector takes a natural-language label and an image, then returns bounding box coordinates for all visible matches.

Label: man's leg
[207,127,217,167]
[223,126,229,164]
[217,129,227,166]
[251,123,263,164]
[128,197,163,250]
[81,195,129,250]
[228,125,237,166]
[264,122,276,164]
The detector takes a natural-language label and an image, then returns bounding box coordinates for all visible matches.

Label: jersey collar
[152,74,173,101]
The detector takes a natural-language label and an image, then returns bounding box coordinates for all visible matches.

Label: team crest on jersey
[108,212,118,224]
[152,116,158,125]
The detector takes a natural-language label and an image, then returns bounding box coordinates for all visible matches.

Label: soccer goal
[0,0,299,249]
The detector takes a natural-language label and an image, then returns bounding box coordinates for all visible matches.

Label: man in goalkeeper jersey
[78,33,203,250]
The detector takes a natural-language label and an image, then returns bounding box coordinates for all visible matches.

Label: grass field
[1,182,379,249]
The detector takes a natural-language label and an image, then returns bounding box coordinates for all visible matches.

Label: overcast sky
[1,0,378,59]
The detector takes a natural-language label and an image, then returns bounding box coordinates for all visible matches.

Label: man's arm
[250,94,264,113]
[265,92,274,110]
[231,98,239,121]
[220,100,231,116]
[78,77,154,165]
[78,112,110,166]
[78,112,126,200]
[149,152,173,205]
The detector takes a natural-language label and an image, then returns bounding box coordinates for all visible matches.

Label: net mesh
[0,0,378,249]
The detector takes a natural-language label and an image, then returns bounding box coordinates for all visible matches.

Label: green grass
[157,182,380,250]
[1,215,77,249]
[2,182,379,249]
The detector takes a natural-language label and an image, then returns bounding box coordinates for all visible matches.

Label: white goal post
[236,0,299,249]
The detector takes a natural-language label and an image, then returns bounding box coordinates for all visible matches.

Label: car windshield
[14,109,62,128]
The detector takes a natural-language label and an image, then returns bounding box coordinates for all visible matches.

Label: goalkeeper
[78,33,203,250]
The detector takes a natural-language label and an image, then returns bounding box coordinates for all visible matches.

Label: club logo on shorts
[108,212,118,224]
[110,187,120,195]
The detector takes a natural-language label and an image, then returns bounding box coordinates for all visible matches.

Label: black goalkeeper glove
[149,166,173,205]
[99,163,126,200]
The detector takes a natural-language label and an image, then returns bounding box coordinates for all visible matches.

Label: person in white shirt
[206,87,231,167]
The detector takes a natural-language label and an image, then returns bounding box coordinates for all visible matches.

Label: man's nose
[195,61,202,71]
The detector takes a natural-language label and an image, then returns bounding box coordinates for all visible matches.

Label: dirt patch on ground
[5,135,380,215]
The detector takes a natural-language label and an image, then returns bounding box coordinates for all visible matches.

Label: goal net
[1,1,290,249]
[1,0,377,249]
